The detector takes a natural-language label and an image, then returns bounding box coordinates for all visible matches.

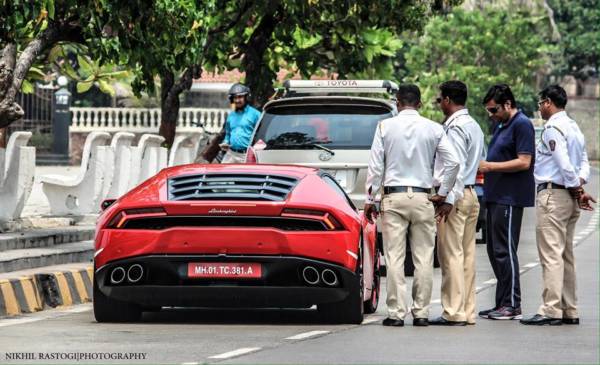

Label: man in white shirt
[429,81,485,326]
[521,84,596,326]
[364,84,460,327]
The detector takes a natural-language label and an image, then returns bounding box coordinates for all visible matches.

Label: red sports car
[93,164,381,323]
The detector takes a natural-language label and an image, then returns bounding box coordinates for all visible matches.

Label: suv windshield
[253,104,393,150]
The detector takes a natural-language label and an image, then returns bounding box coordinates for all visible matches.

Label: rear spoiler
[282,80,398,96]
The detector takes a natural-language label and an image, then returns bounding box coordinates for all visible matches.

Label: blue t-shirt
[223,105,261,151]
[483,111,536,207]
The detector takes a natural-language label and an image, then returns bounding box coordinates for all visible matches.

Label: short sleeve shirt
[483,111,536,207]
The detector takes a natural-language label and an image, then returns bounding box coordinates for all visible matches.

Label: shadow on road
[140,307,329,325]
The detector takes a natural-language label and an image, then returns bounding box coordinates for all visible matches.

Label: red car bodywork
[94,164,379,323]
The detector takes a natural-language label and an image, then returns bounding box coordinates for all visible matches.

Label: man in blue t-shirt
[219,83,261,163]
[477,84,535,321]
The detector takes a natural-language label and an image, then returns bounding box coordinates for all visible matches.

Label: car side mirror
[101,199,116,211]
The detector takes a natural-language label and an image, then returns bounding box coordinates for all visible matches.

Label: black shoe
[478,307,497,319]
[413,318,429,327]
[519,314,562,326]
[562,317,580,325]
[429,316,467,326]
[382,317,404,327]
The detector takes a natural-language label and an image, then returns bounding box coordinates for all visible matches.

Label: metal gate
[7,84,55,153]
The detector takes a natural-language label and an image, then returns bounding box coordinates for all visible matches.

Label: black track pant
[486,203,524,309]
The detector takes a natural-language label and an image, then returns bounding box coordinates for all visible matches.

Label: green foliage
[1,0,214,96]
[203,1,461,104]
[548,0,600,79]
[403,9,556,133]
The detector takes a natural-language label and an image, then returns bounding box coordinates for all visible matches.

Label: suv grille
[168,173,298,201]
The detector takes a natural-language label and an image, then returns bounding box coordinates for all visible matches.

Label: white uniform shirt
[432,109,486,204]
[534,111,590,187]
[365,109,460,204]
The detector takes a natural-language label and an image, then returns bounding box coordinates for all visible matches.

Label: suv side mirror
[101,199,116,211]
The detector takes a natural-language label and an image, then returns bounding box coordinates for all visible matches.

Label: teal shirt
[223,105,261,151]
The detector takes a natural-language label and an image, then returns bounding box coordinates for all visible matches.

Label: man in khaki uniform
[430,81,485,326]
[364,84,459,327]
[521,85,595,325]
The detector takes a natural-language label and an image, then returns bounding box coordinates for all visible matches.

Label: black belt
[433,185,475,193]
[230,147,247,153]
[384,186,429,194]
[537,182,566,193]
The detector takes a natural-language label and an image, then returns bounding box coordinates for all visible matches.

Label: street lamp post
[52,76,71,158]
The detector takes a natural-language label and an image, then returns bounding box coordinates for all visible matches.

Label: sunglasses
[537,98,549,107]
[486,106,502,114]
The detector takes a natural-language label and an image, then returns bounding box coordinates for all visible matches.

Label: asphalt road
[1,168,598,365]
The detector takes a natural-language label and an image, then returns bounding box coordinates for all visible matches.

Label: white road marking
[523,263,538,268]
[181,362,199,365]
[476,286,482,291]
[430,299,441,304]
[483,279,497,285]
[208,347,261,359]
[285,330,330,340]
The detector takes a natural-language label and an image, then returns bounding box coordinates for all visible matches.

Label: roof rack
[282,80,398,96]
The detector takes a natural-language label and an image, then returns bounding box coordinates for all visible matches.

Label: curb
[0,266,93,317]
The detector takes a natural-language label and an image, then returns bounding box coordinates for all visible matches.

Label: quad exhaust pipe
[302,266,338,286]
[127,264,144,283]
[321,269,338,286]
[110,264,144,285]
[110,266,126,284]
[302,266,320,285]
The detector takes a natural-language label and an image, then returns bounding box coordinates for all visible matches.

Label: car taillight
[245,146,256,164]
[281,208,343,230]
[476,171,484,185]
[106,207,166,228]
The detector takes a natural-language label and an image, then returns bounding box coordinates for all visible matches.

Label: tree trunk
[0,21,82,129]
[242,5,282,108]
[158,67,199,146]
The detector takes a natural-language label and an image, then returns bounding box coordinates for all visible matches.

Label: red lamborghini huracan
[93,164,381,323]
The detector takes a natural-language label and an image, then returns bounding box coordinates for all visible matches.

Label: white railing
[70,107,228,133]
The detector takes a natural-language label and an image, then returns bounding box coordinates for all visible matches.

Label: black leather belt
[384,186,429,194]
[433,185,475,193]
[537,182,566,193]
[230,147,247,153]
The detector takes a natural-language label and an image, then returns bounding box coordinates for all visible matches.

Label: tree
[547,0,600,79]
[204,1,462,107]
[402,8,556,133]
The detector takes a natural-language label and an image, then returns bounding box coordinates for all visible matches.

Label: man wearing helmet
[219,83,261,163]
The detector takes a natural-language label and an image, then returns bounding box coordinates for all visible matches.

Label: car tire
[93,278,142,323]
[364,247,381,314]
[318,238,364,324]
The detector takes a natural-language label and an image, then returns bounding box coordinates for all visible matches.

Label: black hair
[440,80,467,105]
[396,83,421,106]
[539,84,567,108]
[482,84,516,108]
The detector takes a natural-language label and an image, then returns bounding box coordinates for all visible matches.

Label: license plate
[187,262,262,279]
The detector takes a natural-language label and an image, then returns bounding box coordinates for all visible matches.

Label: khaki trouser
[222,150,246,163]
[437,188,480,323]
[381,190,435,320]
[536,187,580,319]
